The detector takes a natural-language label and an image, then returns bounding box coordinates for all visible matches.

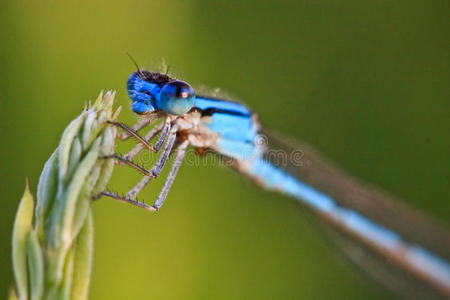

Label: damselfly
[100,68,450,298]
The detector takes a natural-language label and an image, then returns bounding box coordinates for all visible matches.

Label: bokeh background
[1,0,449,299]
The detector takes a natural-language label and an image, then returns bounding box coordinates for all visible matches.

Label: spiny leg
[125,125,179,199]
[153,118,171,152]
[149,125,179,177]
[106,154,153,177]
[98,139,188,211]
[152,140,189,210]
[96,191,155,211]
[108,117,171,153]
[124,121,165,161]
[107,124,178,178]
[97,127,176,211]
[117,118,152,141]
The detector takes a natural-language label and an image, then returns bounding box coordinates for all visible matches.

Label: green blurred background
[1,0,449,298]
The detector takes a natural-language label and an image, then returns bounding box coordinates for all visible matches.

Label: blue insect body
[127,71,195,115]
[103,69,450,297]
[127,72,157,113]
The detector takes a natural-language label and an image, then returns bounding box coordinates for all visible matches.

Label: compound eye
[158,80,195,115]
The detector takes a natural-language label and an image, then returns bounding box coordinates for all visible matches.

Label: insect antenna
[126,52,141,72]
[165,64,171,75]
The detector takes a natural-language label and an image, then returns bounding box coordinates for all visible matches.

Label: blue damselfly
[99,68,450,298]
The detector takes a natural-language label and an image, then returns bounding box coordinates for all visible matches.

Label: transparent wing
[261,128,450,298]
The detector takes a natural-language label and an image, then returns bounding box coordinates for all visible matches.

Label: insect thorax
[137,70,174,87]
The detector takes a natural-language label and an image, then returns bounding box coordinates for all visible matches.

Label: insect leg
[152,118,171,152]
[105,154,153,177]
[95,191,155,211]
[108,117,171,153]
[123,121,165,161]
[125,125,178,199]
[152,140,189,211]
[117,118,152,141]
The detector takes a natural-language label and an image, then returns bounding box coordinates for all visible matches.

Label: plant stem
[11,91,120,300]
